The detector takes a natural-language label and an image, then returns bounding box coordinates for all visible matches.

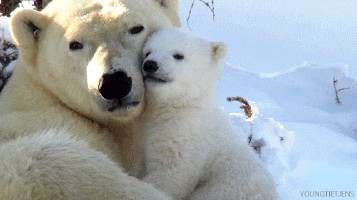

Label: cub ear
[211,42,228,62]
[154,0,181,26]
[11,9,49,65]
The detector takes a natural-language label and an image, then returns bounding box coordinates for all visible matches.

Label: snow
[180,0,357,75]
[0,16,17,75]
[221,64,357,199]
[0,17,12,42]
[180,1,357,199]
[230,110,296,185]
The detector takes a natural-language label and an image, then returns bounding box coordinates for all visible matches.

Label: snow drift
[221,63,357,199]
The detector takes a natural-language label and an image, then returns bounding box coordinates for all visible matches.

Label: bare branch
[227,96,253,118]
[186,1,195,29]
[338,87,350,92]
[197,0,215,20]
[333,77,350,105]
[186,0,215,28]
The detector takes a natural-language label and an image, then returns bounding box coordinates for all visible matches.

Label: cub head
[142,27,227,106]
[10,0,180,123]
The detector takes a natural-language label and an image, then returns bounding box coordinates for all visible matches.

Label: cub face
[10,0,180,123]
[142,27,227,104]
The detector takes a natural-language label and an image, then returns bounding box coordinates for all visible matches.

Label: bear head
[10,0,180,124]
[142,27,227,107]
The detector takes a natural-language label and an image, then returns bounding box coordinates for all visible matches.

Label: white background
[180,0,357,75]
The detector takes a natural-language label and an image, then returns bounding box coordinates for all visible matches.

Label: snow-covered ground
[180,1,357,199]
[180,0,357,75]
[221,64,357,200]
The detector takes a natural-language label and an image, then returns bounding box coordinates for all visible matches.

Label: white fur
[136,28,278,200]
[0,131,171,200]
[0,0,180,199]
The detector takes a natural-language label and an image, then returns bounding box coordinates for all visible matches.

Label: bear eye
[173,53,184,60]
[69,41,83,51]
[129,25,145,35]
[145,52,151,57]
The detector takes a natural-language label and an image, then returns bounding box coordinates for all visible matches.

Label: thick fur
[0,132,170,200]
[0,0,180,199]
[136,28,278,200]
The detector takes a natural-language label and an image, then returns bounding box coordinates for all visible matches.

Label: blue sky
[180,0,357,74]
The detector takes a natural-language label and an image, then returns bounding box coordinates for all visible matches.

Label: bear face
[10,0,180,123]
[142,27,227,106]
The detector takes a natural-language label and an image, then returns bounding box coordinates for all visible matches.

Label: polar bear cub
[137,27,277,200]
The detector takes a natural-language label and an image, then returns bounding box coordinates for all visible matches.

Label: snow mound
[230,109,296,185]
[220,63,357,199]
[220,63,357,138]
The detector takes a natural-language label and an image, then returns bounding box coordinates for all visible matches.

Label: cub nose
[99,71,132,100]
[143,60,159,73]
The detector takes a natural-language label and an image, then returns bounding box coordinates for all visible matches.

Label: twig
[197,0,215,20]
[227,96,253,118]
[333,77,350,104]
[186,0,215,29]
[186,1,195,29]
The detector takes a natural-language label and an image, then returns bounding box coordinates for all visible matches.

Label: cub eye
[69,41,83,51]
[173,53,184,60]
[129,25,145,35]
[145,52,151,57]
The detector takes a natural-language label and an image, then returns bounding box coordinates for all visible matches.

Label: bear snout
[98,71,132,100]
[143,60,159,73]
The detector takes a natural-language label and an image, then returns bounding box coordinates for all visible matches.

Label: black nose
[143,60,159,73]
[98,71,132,100]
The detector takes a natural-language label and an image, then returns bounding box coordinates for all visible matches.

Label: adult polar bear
[0,0,180,199]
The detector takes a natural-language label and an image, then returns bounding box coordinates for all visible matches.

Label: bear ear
[11,9,49,65]
[211,42,228,63]
[154,0,181,26]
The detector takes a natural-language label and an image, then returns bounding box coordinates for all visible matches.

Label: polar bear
[135,28,278,200]
[0,0,180,199]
